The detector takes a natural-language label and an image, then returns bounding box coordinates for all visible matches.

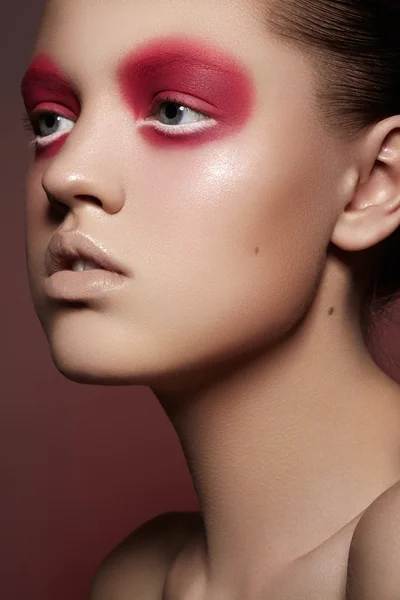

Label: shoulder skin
[346,479,400,600]
[89,510,198,600]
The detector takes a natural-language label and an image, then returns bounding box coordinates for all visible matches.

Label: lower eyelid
[141,116,215,129]
[34,130,70,147]
[137,119,217,141]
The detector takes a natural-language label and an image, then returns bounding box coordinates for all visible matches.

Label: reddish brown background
[1,2,399,599]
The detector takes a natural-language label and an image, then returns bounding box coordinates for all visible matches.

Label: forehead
[36,0,266,72]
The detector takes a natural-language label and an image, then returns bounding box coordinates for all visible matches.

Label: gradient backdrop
[1,2,399,599]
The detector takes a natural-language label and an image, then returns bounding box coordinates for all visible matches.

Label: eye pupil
[44,114,57,128]
[37,113,61,137]
[158,101,187,125]
[164,102,181,120]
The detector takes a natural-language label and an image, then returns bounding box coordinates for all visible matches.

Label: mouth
[44,230,128,301]
[45,230,126,277]
[59,258,107,272]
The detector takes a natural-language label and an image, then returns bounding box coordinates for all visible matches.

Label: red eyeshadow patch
[34,134,69,160]
[21,54,80,158]
[21,54,80,114]
[117,37,254,144]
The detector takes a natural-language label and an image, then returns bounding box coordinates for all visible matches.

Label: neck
[152,256,400,594]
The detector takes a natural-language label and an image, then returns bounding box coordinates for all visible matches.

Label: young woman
[20,0,400,597]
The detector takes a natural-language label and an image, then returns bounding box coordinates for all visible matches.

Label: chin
[44,329,228,392]
[43,320,193,388]
[41,314,151,386]
[51,355,131,386]
[48,347,134,385]
[47,337,177,387]
[37,289,313,391]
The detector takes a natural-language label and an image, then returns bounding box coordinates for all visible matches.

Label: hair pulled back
[266,0,400,328]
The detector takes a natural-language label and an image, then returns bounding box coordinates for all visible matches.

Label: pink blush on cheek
[117,37,255,142]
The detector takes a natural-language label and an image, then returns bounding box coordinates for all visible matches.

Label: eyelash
[21,113,45,149]
[21,112,72,149]
[21,96,215,147]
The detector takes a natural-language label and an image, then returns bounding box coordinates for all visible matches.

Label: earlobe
[331,118,400,252]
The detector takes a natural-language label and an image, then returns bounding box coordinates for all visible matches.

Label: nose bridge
[41,96,126,214]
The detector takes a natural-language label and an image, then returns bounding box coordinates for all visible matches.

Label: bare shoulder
[347,479,400,599]
[89,510,201,600]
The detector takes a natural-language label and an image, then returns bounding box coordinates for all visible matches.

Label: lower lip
[44,270,127,301]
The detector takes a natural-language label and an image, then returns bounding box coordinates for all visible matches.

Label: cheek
[123,133,332,342]
[125,143,267,268]
[130,134,330,271]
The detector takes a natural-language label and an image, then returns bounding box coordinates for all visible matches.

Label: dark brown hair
[266,0,400,330]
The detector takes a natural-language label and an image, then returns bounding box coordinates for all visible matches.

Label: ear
[331,116,400,252]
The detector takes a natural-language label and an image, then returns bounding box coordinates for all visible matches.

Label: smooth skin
[21,0,400,598]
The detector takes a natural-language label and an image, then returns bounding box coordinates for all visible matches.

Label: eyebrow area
[117,37,255,126]
[20,54,80,114]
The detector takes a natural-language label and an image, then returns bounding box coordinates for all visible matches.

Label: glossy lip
[44,269,127,302]
[45,230,126,276]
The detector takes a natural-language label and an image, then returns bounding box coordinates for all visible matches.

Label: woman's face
[22,0,351,388]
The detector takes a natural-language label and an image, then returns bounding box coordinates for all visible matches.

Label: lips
[45,230,125,276]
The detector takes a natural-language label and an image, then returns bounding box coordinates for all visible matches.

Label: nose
[41,116,126,216]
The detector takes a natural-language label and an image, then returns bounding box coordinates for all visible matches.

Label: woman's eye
[23,111,75,144]
[141,97,217,139]
[37,113,74,137]
[156,101,207,126]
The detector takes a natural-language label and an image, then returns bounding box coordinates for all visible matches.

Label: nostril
[47,193,68,215]
[47,202,68,225]
[75,195,102,208]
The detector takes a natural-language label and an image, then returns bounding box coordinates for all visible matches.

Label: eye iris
[161,102,185,124]
[40,113,60,135]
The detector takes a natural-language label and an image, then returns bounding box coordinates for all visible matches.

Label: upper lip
[45,230,126,276]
